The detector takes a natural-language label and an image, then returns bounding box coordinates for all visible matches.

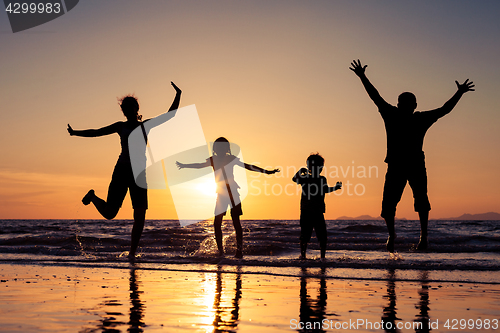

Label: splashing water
[389,252,404,260]
[192,233,237,256]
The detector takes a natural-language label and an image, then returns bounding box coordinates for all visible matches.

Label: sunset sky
[0,1,499,220]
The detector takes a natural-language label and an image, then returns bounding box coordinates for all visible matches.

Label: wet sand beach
[1,262,500,332]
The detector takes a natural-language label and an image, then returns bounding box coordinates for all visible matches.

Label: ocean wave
[1,219,499,267]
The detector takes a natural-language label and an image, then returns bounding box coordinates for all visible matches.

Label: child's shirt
[295,175,329,213]
[207,154,242,196]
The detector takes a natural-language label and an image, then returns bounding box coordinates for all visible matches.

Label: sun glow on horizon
[1,1,499,220]
[196,179,217,198]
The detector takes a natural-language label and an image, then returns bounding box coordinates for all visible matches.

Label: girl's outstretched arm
[244,163,280,174]
[168,82,182,112]
[67,122,120,137]
[176,160,211,169]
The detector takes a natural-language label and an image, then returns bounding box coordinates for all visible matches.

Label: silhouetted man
[350,59,474,252]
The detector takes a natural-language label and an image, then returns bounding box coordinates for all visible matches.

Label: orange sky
[0,1,499,220]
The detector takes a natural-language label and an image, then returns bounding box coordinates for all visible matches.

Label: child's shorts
[215,193,243,217]
[300,211,327,247]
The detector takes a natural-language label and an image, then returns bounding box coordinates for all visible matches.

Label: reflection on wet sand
[211,266,242,332]
[382,269,401,333]
[298,267,329,332]
[128,267,146,332]
[414,271,430,333]
[73,265,496,333]
[382,269,431,333]
[86,266,146,333]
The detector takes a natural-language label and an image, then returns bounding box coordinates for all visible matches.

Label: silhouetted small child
[292,153,342,259]
[176,137,280,258]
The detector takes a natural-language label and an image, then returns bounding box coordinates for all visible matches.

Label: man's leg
[417,211,428,250]
[408,160,431,251]
[384,216,396,253]
[300,238,308,259]
[381,164,407,253]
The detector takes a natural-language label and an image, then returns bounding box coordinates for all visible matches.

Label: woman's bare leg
[84,190,120,220]
[129,208,146,259]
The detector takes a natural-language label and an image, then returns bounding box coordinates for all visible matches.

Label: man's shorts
[381,159,431,219]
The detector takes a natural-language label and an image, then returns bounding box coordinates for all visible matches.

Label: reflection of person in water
[92,266,146,332]
[350,59,475,252]
[414,271,430,333]
[382,269,401,333]
[298,267,328,332]
[129,267,145,332]
[176,137,280,258]
[212,266,242,331]
[381,269,431,333]
[67,82,182,259]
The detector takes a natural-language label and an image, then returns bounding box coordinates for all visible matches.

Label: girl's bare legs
[129,208,146,259]
[214,214,224,256]
[232,215,243,258]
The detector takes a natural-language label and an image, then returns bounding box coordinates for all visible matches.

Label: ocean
[1,219,499,283]
[2,219,500,332]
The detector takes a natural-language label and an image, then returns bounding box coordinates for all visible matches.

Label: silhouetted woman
[67,82,182,259]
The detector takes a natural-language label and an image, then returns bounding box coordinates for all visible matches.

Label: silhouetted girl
[176,137,279,258]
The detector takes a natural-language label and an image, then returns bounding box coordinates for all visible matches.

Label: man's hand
[349,59,367,77]
[171,81,182,94]
[456,79,475,94]
[67,124,74,136]
[335,181,342,190]
[176,161,184,169]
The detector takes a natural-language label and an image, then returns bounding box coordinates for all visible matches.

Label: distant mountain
[442,212,500,220]
[336,215,385,220]
[336,212,500,221]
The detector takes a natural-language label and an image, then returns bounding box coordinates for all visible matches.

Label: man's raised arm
[349,59,389,109]
[428,79,475,119]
